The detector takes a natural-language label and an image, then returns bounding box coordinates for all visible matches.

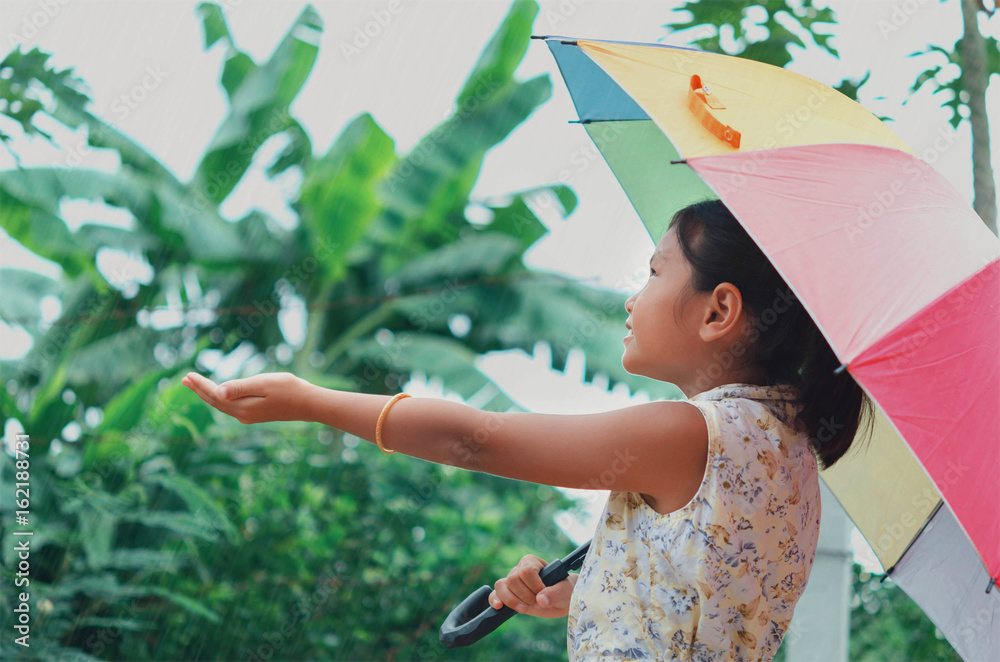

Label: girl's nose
[625,293,636,313]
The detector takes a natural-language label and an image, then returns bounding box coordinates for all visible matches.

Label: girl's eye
[649,268,657,277]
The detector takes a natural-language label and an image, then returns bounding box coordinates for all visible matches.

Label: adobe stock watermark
[551,294,623,359]
[66,455,245,656]
[231,236,340,341]
[452,411,505,471]
[555,120,627,187]
[534,260,647,360]
[244,571,335,662]
[5,0,71,51]
[404,277,467,335]
[109,64,169,121]
[36,64,170,170]
[366,410,518,583]
[453,410,637,492]
[339,0,408,62]
[191,107,295,211]
[339,276,469,391]
[693,286,799,391]
[887,254,998,373]
[549,27,711,188]
[843,126,959,243]
[578,447,639,492]
[541,0,586,29]
[76,543,195,656]
[710,83,839,197]
[14,259,137,379]
[876,0,936,40]
[955,599,1000,653]
[810,415,845,448]
[42,65,167,170]
[172,106,296,222]
[348,328,416,392]
[55,114,113,170]
[870,453,969,560]
[383,73,502,193]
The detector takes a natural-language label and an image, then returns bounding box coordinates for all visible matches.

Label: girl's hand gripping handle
[489,554,578,618]
[439,539,590,648]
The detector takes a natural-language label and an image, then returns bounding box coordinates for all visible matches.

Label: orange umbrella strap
[688,74,741,149]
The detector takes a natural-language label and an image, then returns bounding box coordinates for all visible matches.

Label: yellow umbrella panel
[576,39,913,158]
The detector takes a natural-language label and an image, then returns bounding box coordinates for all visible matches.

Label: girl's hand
[181,372,311,424]
[488,554,577,619]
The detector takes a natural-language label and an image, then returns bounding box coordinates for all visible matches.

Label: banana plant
[0,1,679,659]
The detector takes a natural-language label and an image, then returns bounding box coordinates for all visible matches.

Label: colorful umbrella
[533,35,999,660]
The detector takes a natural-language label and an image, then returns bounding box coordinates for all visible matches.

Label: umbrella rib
[569,118,651,124]
[881,499,943,580]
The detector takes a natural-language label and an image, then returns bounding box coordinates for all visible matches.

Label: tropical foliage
[907,0,998,233]
[0,1,680,659]
[663,0,873,100]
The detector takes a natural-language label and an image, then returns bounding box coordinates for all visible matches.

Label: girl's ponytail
[793,320,876,469]
[671,199,875,470]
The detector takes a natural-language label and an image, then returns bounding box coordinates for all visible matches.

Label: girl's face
[623,227,701,381]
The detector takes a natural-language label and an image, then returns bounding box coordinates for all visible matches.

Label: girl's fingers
[503,555,547,609]
[502,571,540,610]
[218,379,245,400]
[516,557,549,596]
[183,373,270,427]
[184,375,214,399]
[540,577,574,608]
[191,382,215,407]
[184,372,216,393]
[490,554,555,613]
[492,580,513,609]
[501,578,532,610]
[184,372,212,384]
[493,578,529,612]
[183,373,225,410]
[492,578,570,617]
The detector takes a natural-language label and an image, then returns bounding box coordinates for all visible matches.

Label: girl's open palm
[489,554,577,619]
[182,372,309,424]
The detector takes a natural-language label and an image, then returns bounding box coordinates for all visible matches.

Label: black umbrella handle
[439,538,591,648]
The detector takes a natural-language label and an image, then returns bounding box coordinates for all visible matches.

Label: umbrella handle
[438,538,592,648]
[688,74,741,149]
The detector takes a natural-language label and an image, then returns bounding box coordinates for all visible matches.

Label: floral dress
[566,383,822,661]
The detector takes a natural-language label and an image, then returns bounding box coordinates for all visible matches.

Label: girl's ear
[700,282,745,342]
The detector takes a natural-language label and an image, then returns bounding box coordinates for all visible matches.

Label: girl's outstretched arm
[182,371,477,468]
[181,371,709,506]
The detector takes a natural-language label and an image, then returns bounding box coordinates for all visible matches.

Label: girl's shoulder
[685,383,812,461]
[688,382,805,430]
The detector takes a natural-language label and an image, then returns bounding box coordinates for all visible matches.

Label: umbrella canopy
[537,35,1000,660]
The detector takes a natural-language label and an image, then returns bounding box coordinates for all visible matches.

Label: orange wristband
[375,393,411,454]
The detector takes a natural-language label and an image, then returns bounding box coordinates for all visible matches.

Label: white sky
[2,0,997,571]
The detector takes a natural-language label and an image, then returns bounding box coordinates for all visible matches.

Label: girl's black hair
[669,198,875,470]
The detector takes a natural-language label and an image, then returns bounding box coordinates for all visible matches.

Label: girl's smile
[622,226,704,387]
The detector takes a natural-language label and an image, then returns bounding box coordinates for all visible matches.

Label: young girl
[183,198,874,661]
